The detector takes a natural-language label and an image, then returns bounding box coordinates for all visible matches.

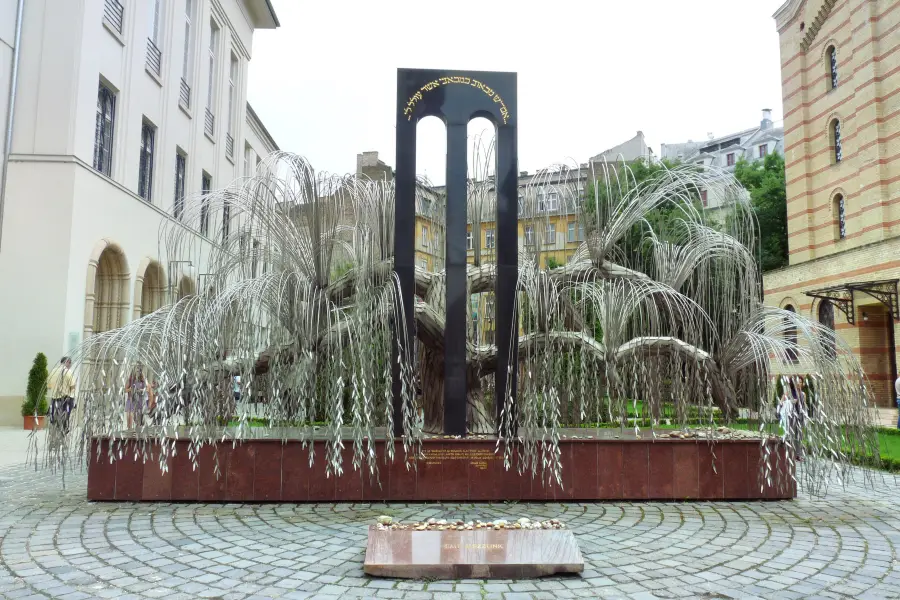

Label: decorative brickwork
[765,0,900,405]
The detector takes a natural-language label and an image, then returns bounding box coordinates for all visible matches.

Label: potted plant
[21,352,49,430]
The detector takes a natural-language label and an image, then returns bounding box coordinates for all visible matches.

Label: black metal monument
[392,68,518,436]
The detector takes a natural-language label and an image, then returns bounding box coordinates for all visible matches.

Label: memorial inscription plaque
[364,527,584,579]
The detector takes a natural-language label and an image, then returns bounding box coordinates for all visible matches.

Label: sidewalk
[0,426,43,467]
[874,407,898,429]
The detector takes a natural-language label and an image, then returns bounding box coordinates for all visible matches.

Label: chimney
[761,108,773,130]
[519,171,528,177]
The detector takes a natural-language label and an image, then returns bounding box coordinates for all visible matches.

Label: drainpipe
[0,0,26,253]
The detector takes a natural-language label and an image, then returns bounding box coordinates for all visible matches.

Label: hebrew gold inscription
[424,447,500,471]
[403,76,510,124]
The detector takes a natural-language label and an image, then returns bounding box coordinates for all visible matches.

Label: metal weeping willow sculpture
[32,148,879,497]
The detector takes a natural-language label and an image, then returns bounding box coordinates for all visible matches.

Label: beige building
[0,0,280,424]
[763,0,900,406]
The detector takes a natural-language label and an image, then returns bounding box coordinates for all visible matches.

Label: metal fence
[146,39,162,77]
[179,78,192,111]
[103,0,124,34]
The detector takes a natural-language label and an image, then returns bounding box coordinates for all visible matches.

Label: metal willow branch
[30,151,879,496]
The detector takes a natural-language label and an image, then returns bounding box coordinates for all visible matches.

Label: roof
[244,0,280,29]
[246,104,279,152]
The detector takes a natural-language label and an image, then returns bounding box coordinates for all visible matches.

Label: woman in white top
[895,375,900,429]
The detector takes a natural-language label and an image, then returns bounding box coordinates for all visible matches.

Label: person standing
[895,374,900,429]
[126,364,148,429]
[47,357,76,432]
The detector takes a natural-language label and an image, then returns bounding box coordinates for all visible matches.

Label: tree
[22,352,48,417]
[65,152,876,487]
[733,152,788,272]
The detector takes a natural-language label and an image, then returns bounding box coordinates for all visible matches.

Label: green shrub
[21,353,49,417]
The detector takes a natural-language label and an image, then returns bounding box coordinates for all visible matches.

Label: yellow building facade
[764,0,900,406]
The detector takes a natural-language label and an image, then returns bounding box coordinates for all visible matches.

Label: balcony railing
[146,39,162,77]
[179,78,191,111]
[103,0,124,34]
[204,109,215,138]
[225,133,234,159]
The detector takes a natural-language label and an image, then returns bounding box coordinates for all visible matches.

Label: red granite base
[86,437,795,502]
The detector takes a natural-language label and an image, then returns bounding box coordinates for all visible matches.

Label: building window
[466,229,473,250]
[222,199,231,241]
[544,223,556,244]
[146,0,163,76]
[421,225,429,248]
[818,299,836,357]
[726,153,735,167]
[180,0,194,110]
[524,225,535,246]
[205,20,219,137]
[517,193,525,216]
[252,239,260,278]
[226,54,238,158]
[93,82,116,176]
[150,0,162,43]
[832,119,842,163]
[138,121,156,201]
[784,304,799,364]
[834,193,846,240]
[567,221,585,242]
[174,152,186,220]
[700,189,708,207]
[538,191,559,212]
[485,228,496,249]
[417,258,427,271]
[827,45,838,90]
[758,144,768,158]
[244,144,253,177]
[200,172,211,236]
[485,295,495,321]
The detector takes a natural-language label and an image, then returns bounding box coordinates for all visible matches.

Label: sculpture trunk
[420,346,495,435]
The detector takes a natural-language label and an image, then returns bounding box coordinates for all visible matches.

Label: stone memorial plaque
[363,527,584,579]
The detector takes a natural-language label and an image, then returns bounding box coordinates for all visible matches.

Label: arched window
[831,119,842,163]
[827,45,838,90]
[818,299,836,357]
[833,193,846,240]
[784,305,799,364]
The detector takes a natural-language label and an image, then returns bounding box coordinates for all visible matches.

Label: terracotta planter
[23,415,45,430]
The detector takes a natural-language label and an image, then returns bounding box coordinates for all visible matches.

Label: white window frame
[524,225,535,246]
[200,172,212,236]
[227,53,238,136]
[485,228,496,249]
[421,225,429,248]
[174,151,187,220]
[150,0,162,44]
[182,0,194,81]
[244,144,253,177]
[567,221,576,243]
[538,190,559,212]
[466,229,473,250]
[544,223,556,245]
[138,120,156,201]
[207,20,219,114]
[93,81,116,176]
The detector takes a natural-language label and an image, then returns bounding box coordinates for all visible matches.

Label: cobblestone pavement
[2,463,900,600]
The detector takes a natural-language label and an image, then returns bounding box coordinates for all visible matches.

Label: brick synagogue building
[764,0,900,406]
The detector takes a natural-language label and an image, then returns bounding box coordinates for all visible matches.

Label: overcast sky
[247,0,786,184]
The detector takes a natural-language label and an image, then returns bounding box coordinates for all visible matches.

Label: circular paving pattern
[1,464,900,599]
